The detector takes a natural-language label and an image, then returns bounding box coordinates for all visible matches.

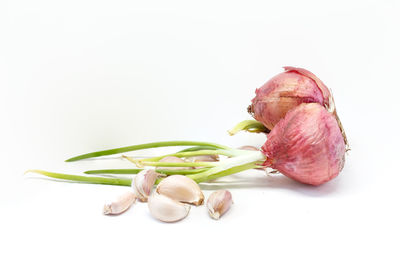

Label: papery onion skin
[261,103,345,186]
[249,67,332,131]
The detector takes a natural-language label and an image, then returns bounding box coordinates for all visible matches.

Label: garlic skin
[131,169,158,202]
[156,175,204,205]
[103,191,137,215]
[207,190,232,220]
[262,103,345,185]
[249,67,331,131]
[148,193,190,222]
[157,156,192,170]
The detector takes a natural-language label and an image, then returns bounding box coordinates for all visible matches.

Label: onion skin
[262,103,345,186]
[249,67,332,131]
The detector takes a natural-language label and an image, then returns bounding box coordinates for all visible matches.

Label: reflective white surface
[1,0,399,266]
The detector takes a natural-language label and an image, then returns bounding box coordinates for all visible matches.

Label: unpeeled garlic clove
[156,175,204,206]
[132,169,158,202]
[157,156,192,170]
[148,193,190,222]
[186,155,219,169]
[238,145,259,151]
[103,191,137,215]
[186,154,219,162]
[207,190,232,220]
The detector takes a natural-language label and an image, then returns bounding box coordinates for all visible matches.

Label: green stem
[228,120,269,135]
[123,155,219,168]
[141,149,239,162]
[177,146,219,152]
[84,168,209,175]
[187,151,266,182]
[26,170,131,186]
[139,161,219,168]
[66,141,230,162]
[191,161,262,183]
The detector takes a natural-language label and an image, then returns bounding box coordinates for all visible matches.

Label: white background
[1,0,399,266]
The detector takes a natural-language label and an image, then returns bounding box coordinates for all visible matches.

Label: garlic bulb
[156,175,204,205]
[148,193,190,222]
[103,191,137,215]
[131,169,158,202]
[262,103,345,185]
[207,190,232,220]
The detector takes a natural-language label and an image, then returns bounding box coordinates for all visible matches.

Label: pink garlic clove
[207,190,233,220]
[186,155,219,169]
[186,154,219,163]
[238,145,259,151]
[103,191,137,215]
[262,103,345,186]
[156,175,204,206]
[157,156,193,170]
[131,169,158,202]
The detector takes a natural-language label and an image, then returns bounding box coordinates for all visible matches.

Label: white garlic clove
[157,156,192,170]
[186,154,219,163]
[103,191,137,215]
[186,155,219,169]
[132,169,158,202]
[207,190,233,220]
[148,193,190,223]
[156,175,204,206]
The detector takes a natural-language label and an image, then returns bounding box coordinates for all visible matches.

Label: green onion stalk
[26,121,268,186]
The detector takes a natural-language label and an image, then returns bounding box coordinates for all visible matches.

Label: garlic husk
[157,156,193,170]
[132,169,158,202]
[262,103,345,185]
[207,190,232,220]
[148,193,190,222]
[103,191,137,215]
[156,175,204,205]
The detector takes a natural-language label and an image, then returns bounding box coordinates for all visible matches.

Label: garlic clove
[148,193,190,222]
[207,190,233,220]
[186,155,219,169]
[238,145,259,151]
[103,191,137,215]
[132,169,158,202]
[156,175,204,206]
[186,154,219,163]
[157,156,193,170]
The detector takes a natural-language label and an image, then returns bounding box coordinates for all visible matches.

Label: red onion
[262,103,345,185]
[249,67,348,148]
